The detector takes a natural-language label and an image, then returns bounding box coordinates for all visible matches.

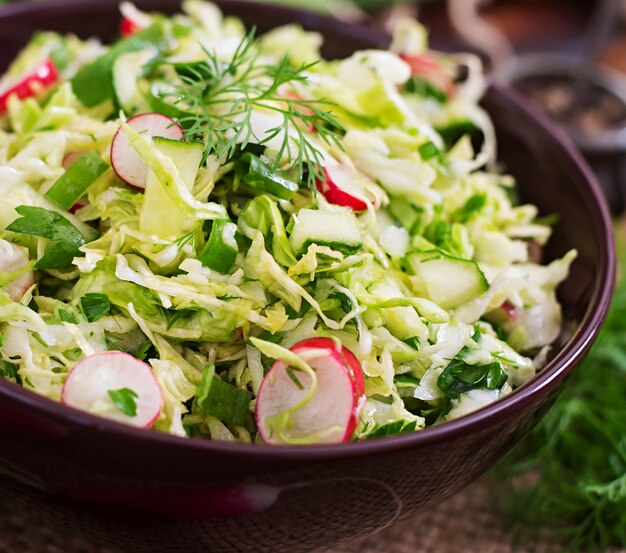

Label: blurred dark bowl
[0,1,615,552]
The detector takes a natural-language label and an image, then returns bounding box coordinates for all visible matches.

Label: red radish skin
[62,151,85,170]
[120,17,143,37]
[255,338,365,445]
[61,351,163,429]
[500,301,517,320]
[0,58,59,113]
[316,165,369,211]
[68,198,89,214]
[0,239,35,302]
[400,53,455,96]
[110,113,183,189]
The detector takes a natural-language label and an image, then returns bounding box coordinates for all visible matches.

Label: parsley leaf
[108,387,138,417]
[80,293,111,322]
[6,206,86,269]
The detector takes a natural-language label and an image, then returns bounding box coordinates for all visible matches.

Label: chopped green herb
[80,293,111,322]
[108,387,138,417]
[58,308,78,324]
[438,358,507,399]
[286,366,305,390]
[6,206,86,269]
[366,420,417,439]
[453,193,487,223]
[418,140,442,162]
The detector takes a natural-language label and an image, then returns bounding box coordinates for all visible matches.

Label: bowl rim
[0,0,616,461]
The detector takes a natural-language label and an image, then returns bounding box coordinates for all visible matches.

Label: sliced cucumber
[235,153,299,200]
[138,138,203,238]
[44,151,108,210]
[152,137,203,190]
[198,219,238,274]
[112,49,156,114]
[406,250,488,310]
[289,208,362,255]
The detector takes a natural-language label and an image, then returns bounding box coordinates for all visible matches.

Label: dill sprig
[159,29,345,189]
[493,228,626,551]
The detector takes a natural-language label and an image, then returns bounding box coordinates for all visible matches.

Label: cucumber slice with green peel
[196,364,251,427]
[139,170,186,239]
[198,219,238,274]
[289,208,362,255]
[44,151,109,211]
[406,250,488,310]
[112,49,156,114]
[138,136,204,238]
[152,137,203,190]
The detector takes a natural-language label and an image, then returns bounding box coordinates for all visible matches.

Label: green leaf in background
[494,227,626,551]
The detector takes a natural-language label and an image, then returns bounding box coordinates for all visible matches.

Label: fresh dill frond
[158,29,345,190]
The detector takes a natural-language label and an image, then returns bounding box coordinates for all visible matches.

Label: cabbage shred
[0,1,574,442]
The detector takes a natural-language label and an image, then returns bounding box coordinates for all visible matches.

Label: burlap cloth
[2,475,624,553]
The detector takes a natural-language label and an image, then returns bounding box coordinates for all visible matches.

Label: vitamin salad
[0,1,574,444]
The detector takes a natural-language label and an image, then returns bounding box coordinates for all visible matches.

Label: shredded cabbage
[0,2,574,442]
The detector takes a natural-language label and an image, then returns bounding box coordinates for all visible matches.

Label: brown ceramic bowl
[0,1,615,552]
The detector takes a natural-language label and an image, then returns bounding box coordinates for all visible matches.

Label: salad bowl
[0,1,615,552]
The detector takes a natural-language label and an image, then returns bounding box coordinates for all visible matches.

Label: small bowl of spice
[499,54,626,212]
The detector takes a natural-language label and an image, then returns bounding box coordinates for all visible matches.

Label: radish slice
[0,58,59,114]
[316,164,369,211]
[255,337,365,445]
[61,351,163,428]
[400,53,455,95]
[110,113,183,189]
[120,17,143,37]
[500,300,517,320]
[119,2,150,36]
[0,239,34,302]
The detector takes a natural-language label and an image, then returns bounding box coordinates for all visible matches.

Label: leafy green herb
[135,340,155,361]
[196,365,251,427]
[57,308,78,324]
[406,76,447,103]
[108,387,139,417]
[438,358,508,398]
[166,306,203,329]
[418,140,443,162]
[0,361,19,383]
[159,29,344,189]
[452,193,487,223]
[286,366,305,390]
[6,206,86,269]
[80,293,111,322]
[494,233,626,550]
